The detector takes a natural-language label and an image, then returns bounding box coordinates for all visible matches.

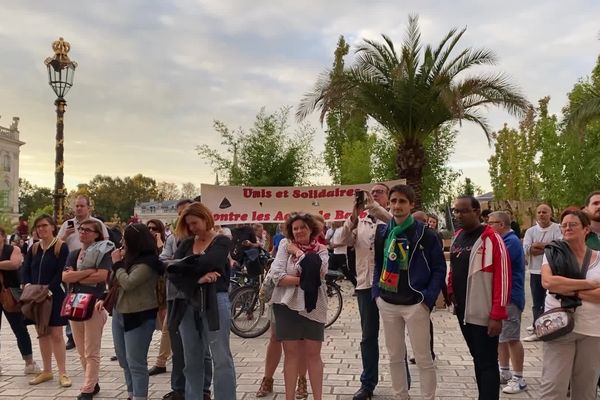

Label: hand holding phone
[355,189,365,209]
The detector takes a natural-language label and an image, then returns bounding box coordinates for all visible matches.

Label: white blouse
[269,238,329,323]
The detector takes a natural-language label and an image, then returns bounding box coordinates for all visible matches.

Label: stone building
[0,116,25,221]
[133,200,179,224]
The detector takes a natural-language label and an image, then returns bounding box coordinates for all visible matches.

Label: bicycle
[229,268,345,338]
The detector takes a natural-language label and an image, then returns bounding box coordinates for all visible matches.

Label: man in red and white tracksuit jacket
[448,196,511,400]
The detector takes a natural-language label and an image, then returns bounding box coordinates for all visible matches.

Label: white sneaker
[24,362,41,375]
[500,370,512,384]
[522,334,539,342]
[526,325,534,334]
[502,377,528,394]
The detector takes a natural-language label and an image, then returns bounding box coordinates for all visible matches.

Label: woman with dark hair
[168,202,235,400]
[270,212,329,400]
[62,219,114,399]
[97,223,163,400]
[146,218,170,377]
[21,214,71,387]
[0,227,40,376]
[540,209,600,399]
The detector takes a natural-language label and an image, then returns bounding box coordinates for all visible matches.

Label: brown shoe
[256,376,274,397]
[295,375,308,399]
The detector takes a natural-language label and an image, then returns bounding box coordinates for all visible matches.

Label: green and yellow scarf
[379,215,414,292]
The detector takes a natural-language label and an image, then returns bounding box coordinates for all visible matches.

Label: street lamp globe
[44,37,77,99]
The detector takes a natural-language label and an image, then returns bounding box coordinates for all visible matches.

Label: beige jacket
[340,204,391,289]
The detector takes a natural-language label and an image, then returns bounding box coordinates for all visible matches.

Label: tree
[323,36,370,184]
[567,55,600,132]
[198,107,316,186]
[18,178,52,219]
[157,181,181,201]
[87,174,159,221]
[370,124,460,209]
[298,14,529,208]
[180,182,199,200]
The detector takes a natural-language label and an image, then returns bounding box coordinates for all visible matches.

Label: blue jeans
[530,273,545,323]
[356,289,379,391]
[112,310,156,399]
[205,292,237,399]
[179,305,209,400]
[167,300,186,394]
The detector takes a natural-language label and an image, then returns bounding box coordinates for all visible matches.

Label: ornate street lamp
[44,37,77,224]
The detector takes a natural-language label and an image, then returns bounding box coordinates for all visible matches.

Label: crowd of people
[0,188,600,400]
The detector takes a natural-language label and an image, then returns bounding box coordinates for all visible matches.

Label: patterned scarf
[292,239,320,261]
[379,215,414,292]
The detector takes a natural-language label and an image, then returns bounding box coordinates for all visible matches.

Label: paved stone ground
[0,275,547,399]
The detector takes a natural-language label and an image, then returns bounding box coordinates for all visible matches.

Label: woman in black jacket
[168,202,235,400]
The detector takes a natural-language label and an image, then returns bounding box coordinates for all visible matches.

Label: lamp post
[44,37,77,225]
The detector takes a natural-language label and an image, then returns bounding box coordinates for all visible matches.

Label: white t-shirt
[543,252,600,337]
[523,223,562,274]
[331,228,347,255]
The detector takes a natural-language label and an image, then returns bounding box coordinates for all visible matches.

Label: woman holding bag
[21,214,71,387]
[0,227,40,376]
[62,219,114,399]
[540,209,600,399]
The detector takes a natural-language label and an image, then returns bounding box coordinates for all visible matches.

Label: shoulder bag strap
[581,248,593,277]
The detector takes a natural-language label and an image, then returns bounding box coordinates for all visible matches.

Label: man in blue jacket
[488,211,527,394]
[372,185,446,400]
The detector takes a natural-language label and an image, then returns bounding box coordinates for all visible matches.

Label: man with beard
[448,196,511,400]
[521,203,562,342]
[584,191,600,250]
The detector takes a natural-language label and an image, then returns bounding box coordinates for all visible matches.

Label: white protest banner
[201,180,405,224]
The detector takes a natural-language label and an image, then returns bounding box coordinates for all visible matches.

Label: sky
[1,1,599,193]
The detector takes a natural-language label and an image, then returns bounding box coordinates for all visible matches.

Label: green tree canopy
[298,14,529,208]
[197,107,315,186]
[18,178,52,219]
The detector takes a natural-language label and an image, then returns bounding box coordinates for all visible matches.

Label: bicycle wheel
[230,286,271,338]
[325,282,343,328]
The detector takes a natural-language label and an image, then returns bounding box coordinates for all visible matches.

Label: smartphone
[67,220,74,229]
[355,189,365,207]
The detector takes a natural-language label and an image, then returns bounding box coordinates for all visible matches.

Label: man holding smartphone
[57,195,109,350]
[340,183,391,400]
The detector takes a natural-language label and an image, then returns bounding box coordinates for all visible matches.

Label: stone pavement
[0,277,546,399]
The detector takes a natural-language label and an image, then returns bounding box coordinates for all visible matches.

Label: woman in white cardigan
[270,212,329,400]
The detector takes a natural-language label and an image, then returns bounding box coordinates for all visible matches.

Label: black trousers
[457,315,500,400]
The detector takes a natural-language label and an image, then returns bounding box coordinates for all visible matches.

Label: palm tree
[298,15,530,208]
[567,87,600,133]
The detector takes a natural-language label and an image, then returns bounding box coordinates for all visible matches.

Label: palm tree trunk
[395,139,426,209]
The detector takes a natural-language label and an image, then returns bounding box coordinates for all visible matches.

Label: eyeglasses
[560,222,581,230]
[371,189,386,195]
[487,221,503,225]
[78,227,98,234]
[148,226,158,232]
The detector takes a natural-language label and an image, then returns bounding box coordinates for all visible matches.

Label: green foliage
[298,14,529,207]
[370,125,460,209]
[87,174,159,221]
[19,178,52,219]
[157,182,181,201]
[197,107,316,186]
[27,204,54,228]
[0,212,17,234]
[339,135,374,184]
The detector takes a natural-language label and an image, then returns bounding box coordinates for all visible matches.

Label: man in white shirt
[340,183,391,400]
[521,203,561,341]
[57,195,109,251]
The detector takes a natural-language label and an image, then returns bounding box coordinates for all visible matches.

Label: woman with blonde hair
[22,214,71,387]
[168,202,235,400]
